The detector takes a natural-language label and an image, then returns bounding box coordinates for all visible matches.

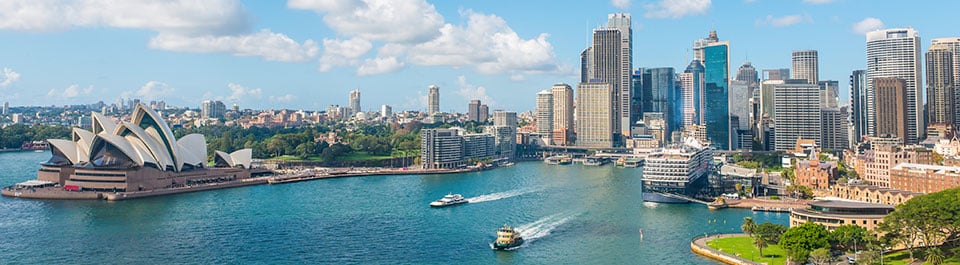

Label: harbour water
[0,151,789,264]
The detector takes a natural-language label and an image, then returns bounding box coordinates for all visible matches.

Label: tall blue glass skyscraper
[704,42,731,150]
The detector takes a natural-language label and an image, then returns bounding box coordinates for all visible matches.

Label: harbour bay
[0,151,789,264]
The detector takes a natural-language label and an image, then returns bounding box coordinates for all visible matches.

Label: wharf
[2,177,270,201]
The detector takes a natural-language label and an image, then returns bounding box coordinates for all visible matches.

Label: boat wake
[516,212,579,243]
[467,187,539,203]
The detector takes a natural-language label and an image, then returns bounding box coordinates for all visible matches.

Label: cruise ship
[641,137,713,203]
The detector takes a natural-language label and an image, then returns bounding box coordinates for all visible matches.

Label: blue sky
[0,0,956,113]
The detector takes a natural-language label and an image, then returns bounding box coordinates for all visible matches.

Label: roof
[891,163,960,174]
[807,200,894,210]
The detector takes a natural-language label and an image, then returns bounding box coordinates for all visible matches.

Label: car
[847,256,856,263]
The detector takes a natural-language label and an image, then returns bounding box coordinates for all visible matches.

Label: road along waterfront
[0,151,789,264]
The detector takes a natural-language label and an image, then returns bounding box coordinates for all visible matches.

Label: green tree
[786,184,813,199]
[809,248,831,265]
[780,222,830,264]
[829,224,871,252]
[753,236,768,258]
[741,217,756,237]
[878,187,960,262]
[926,247,945,265]
[858,250,880,265]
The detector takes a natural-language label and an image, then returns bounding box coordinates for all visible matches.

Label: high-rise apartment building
[680,60,705,128]
[551,83,574,145]
[931,38,960,124]
[926,44,956,127]
[468,99,482,122]
[704,40,731,150]
[792,50,819,84]
[421,128,464,169]
[536,90,554,145]
[576,82,614,148]
[2,102,7,116]
[200,100,226,119]
[866,28,922,143]
[873,77,909,139]
[479,104,489,122]
[491,110,517,160]
[380,105,392,119]
[428,85,440,115]
[349,89,361,114]
[850,70,869,143]
[773,82,822,151]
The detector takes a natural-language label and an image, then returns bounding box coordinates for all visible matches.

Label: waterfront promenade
[691,233,765,265]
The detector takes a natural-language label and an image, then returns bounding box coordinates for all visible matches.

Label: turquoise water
[0,151,789,264]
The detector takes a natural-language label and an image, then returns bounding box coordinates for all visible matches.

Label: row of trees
[174,122,422,161]
[0,123,71,149]
[741,218,874,264]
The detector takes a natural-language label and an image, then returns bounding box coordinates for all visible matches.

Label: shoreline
[690,233,763,265]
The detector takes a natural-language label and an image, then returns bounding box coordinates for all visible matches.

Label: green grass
[881,250,960,265]
[706,236,787,265]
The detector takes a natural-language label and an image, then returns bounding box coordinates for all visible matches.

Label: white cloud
[227,83,263,102]
[318,37,373,72]
[803,0,836,4]
[643,0,711,19]
[456,75,495,107]
[149,30,319,62]
[611,0,631,9]
[405,11,562,77]
[288,0,443,43]
[1,68,21,87]
[0,0,318,62]
[270,94,296,103]
[401,91,428,111]
[756,14,811,27]
[357,57,404,76]
[852,17,884,35]
[48,84,93,98]
[133,81,175,101]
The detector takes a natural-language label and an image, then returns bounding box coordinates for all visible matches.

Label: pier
[648,191,710,204]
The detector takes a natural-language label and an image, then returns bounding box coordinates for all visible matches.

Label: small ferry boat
[624,158,643,168]
[430,193,468,207]
[615,157,626,167]
[583,157,604,166]
[707,197,728,210]
[492,224,524,250]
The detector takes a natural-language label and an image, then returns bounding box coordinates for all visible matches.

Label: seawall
[690,234,764,265]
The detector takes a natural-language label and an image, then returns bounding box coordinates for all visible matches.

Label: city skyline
[2,0,960,112]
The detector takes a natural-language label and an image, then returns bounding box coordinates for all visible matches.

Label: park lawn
[882,250,960,265]
[337,151,393,161]
[707,236,787,265]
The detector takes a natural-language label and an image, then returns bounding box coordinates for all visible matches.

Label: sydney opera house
[6,104,264,199]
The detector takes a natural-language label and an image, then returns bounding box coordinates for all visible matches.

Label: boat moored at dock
[641,137,713,203]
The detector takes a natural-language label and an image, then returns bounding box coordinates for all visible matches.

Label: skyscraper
[576,82,614,148]
[349,89,361,114]
[631,68,649,126]
[773,82,821,151]
[428,85,440,115]
[818,80,839,109]
[608,13,633,138]
[763,69,790,81]
[729,80,751,130]
[536,90,554,145]
[736,61,759,86]
[381,105,392,119]
[704,40,731,150]
[551,83,574,146]
[479,104,489,122]
[791,50,819,84]
[873,77,909,139]
[1,102,7,116]
[692,30,719,65]
[821,108,849,150]
[931,38,960,124]
[926,44,956,127]
[491,110,517,160]
[850,70,869,143]
[866,28,922,143]
[760,79,784,120]
[680,60,705,127]
[580,47,593,83]
[643,67,677,136]
[468,99,482,122]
